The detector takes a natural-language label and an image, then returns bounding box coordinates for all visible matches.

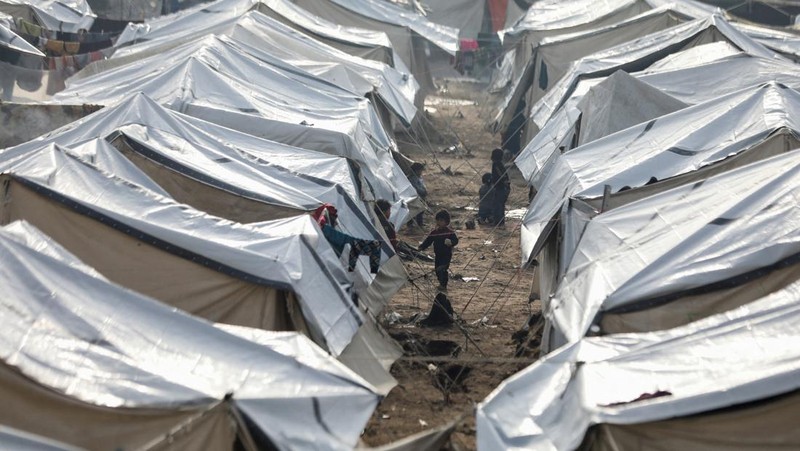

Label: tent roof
[326,0,458,53]
[528,15,780,135]
[0,143,363,355]
[108,4,417,124]
[521,82,800,262]
[15,93,360,212]
[478,275,800,450]
[0,221,377,449]
[517,50,800,188]
[230,11,417,122]
[552,148,800,342]
[0,0,94,32]
[505,0,716,36]
[58,37,418,222]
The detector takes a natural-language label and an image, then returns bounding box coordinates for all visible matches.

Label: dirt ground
[361,79,541,449]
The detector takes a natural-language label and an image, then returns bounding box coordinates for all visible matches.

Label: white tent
[0,0,94,32]
[492,0,716,95]
[549,148,800,347]
[517,50,800,188]
[525,15,780,141]
[478,277,800,450]
[492,5,695,134]
[118,0,399,66]
[293,0,458,92]
[0,143,364,357]
[104,2,419,126]
[3,96,406,393]
[55,36,420,226]
[521,82,800,265]
[0,220,379,450]
[228,11,418,124]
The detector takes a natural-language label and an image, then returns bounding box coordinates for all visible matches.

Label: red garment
[311,203,338,227]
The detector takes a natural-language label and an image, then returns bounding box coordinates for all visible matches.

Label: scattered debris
[505,208,527,220]
[424,97,475,107]
[465,218,476,230]
[382,414,391,420]
[418,419,428,427]
[461,277,479,282]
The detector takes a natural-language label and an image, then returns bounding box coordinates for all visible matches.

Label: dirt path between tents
[361,80,541,449]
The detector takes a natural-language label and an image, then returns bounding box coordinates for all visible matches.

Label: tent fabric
[0,222,378,450]
[0,0,95,32]
[293,0,445,92]
[517,49,800,188]
[422,0,483,39]
[58,35,419,225]
[106,1,418,126]
[229,11,418,124]
[0,144,363,356]
[492,6,691,133]
[477,277,800,450]
[324,0,459,54]
[116,0,397,66]
[499,0,716,76]
[549,148,800,344]
[0,425,83,451]
[520,82,800,263]
[26,93,407,305]
[526,15,780,141]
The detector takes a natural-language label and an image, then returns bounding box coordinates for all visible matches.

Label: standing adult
[491,148,510,226]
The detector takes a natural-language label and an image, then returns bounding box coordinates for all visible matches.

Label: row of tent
[479,0,800,449]
[0,0,466,449]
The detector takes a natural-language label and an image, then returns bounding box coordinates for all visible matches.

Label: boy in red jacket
[418,209,459,292]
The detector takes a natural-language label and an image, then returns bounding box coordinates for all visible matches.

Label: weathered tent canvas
[521,82,800,264]
[493,6,692,133]
[0,221,379,450]
[57,35,420,225]
[292,0,458,92]
[0,144,364,356]
[517,49,800,188]
[547,148,800,347]
[478,277,800,450]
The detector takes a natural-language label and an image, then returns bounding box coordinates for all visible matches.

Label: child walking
[418,210,459,292]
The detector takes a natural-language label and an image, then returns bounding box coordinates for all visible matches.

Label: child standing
[418,210,459,292]
[478,172,493,224]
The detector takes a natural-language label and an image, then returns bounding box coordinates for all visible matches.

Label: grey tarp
[478,277,800,450]
[0,144,364,356]
[0,221,379,450]
[58,34,420,226]
[549,148,800,346]
[3,95,405,393]
[517,47,800,188]
[521,82,800,264]
[0,0,95,32]
[492,5,692,133]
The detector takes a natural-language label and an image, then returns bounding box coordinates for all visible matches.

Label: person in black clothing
[418,209,459,292]
[491,148,511,226]
[478,172,493,224]
[374,199,398,250]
